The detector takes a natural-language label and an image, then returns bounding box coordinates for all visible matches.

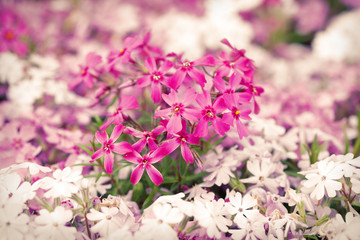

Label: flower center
[152,74,161,82]
[206,110,214,118]
[104,144,111,151]
[259,176,264,182]
[12,139,23,150]
[106,215,112,220]
[81,67,88,76]
[4,30,14,40]
[142,158,148,165]
[182,61,192,69]
[235,110,240,115]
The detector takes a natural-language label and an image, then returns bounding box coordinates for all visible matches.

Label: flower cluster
[0,0,359,240]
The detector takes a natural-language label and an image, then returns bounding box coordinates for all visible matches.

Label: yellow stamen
[235,110,240,115]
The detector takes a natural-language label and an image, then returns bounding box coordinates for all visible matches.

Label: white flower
[319,212,360,240]
[0,52,24,84]
[87,207,122,237]
[185,180,215,200]
[241,156,281,193]
[0,201,30,240]
[0,172,35,206]
[136,203,183,240]
[229,217,267,240]
[193,198,232,239]
[301,159,343,200]
[313,9,360,62]
[14,162,51,175]
[34,206,76,240]
[36,167,82,198]
[226,191,259,226]
[203,146,239,186]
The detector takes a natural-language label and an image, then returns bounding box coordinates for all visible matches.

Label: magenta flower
[155,89,200,133]
[107,35,142,67]
[222,94,252,139]
[136,56,173,102]
[213,73,252,103]
[123,142,177,185]
[168,55,216,89]
[194,91,230,137]
[214,39,256,84]
[91,125,132,174]
[245,83,264,114]
[0,11,28,56]
[167,120,200,164]
[100,95,139,131]
[69,52,102,90]
[123,125,165,152]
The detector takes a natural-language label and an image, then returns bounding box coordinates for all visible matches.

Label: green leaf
[73,163,100,167]
[142,185,159,209]
[229,177,246,193]
[112,163,132,173]
[183,171,208,182]
[284,171,306,179]
[76,144,93,156]
[163,176,178,184]
[132,182,144,202]
[93,115,103,127]
[351,201,360,207]
[95,171,103,183]
[303,235,320,240]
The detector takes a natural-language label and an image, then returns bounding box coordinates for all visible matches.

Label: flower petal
[95,130,108,144]
[167,115,182,134]
[104,153,114,174]
[91,148,105,162]
[130,165,145,185]
[146,164,163,185]
[110,125,125,141]
[113,142,132,154]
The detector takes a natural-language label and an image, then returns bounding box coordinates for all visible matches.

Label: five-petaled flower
[136,56,173,102]
[123,142,177,185]
[155,89,200,133]
[194,90,229,137]
[69,52,102,90]
[91,125,132,174]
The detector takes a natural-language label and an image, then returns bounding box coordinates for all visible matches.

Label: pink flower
[123,125,165,152]
[214,39,256,84]
[222,93,252,139]
[168,55,216,89]
[213,73,252,103]
[155,89,200,133]
[107,35,142,67]
[123,142,177,185]
[69,52,102,90]
[91,125,132,174]
[136,56,173,102]
[100,95,139,131]
[0,121,36,151]
[194,91,230,137]
[0,11,28,56]
[245,83,264,114]
[167,120,200,164]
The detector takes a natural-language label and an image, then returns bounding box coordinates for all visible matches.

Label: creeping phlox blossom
[87,34,260,185]
[300,153,360,200]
